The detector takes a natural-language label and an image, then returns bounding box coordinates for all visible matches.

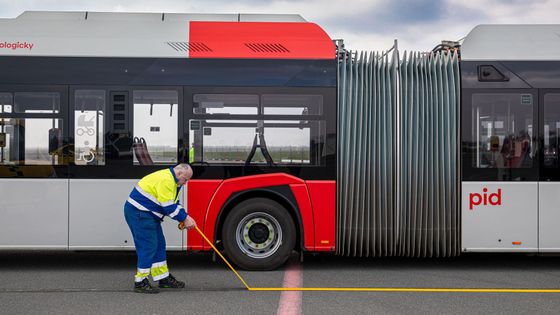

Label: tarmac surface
[1,251,560,314]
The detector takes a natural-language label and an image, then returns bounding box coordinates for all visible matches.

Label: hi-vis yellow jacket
[126,167,187,222]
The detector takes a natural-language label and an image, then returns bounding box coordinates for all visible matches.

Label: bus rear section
[460,25,560,253]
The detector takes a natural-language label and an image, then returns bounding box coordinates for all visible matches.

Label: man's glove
[178,216,196,230]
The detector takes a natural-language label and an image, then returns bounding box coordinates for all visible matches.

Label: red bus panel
[289,183,316,250]
[186,179,222,250]
[306,180,336,251]
[202,173,306,250]
[188,21,335,59]
[187,174,336,253]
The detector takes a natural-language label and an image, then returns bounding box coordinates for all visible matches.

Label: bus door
[0,86,69,249]
[538,89,560,252]
[68,87,121,249]
[68,87,184,249]
[462,89,539,252]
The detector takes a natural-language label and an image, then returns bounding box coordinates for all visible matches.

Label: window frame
[461,88,539,181]
[72,89,107,166]
[132,88,181,166]
[0,85,69,173]
[67,85,185,179]
[184,86,336,180]
[539,89,560,181]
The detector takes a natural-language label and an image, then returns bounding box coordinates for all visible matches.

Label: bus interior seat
[132,137,154,165]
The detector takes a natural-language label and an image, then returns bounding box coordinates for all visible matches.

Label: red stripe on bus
[188,21,335,59]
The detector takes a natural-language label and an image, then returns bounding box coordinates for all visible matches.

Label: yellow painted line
[195,226,251,290]
[195,226,560,294]
[249,287,560,293]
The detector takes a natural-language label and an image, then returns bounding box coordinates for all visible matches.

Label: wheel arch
[214,186,304,252]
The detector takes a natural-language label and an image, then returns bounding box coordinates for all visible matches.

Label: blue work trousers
[124,203,167,270]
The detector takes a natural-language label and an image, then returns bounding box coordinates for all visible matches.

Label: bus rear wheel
[222,198,296,271]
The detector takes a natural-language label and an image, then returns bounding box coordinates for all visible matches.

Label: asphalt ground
[1,251,560,314]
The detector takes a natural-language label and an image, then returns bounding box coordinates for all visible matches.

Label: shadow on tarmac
[1,251,560,273]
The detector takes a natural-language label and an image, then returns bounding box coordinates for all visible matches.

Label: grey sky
[0,0,558,51]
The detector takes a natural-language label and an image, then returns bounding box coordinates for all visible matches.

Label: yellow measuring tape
[194,226,560,293]
[195,226,251,290]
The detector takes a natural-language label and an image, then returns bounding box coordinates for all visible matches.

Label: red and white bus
[1,11,559,270]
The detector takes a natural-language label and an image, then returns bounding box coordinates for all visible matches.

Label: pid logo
[469,188,502,210]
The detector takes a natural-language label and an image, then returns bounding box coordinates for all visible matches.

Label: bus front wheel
[222,198,296,271]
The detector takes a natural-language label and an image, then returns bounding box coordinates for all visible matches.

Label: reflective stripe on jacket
[126,167,187,222]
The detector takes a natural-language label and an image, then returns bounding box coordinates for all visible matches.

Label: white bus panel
[462,182,537,252]
[538,182,560,252]
[69,179,184,250]
[0,179,68,249]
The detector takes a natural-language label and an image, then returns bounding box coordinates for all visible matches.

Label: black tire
[222,197,296,271]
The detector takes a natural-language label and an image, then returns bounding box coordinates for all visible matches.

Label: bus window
[264,120,324,165]
[0,118,64,165]
[189,119,262,164]
[14,92,60,114]
[262,94,323,115]
[193,94,258,115]
[133,90,178,165]
[1,91,65,166]
[472,93,533,170]
[188,119,324,166]
[74,90,105,165]
[543,93,560,168]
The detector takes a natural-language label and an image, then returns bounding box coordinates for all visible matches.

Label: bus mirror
[0,132,5,148]
[48,128,63,155]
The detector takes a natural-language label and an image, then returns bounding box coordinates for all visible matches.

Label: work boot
[134,278,159,294]
[158,274,185,289]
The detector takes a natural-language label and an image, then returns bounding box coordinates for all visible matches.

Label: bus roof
[461,24,560,61]
[0,11,335,59]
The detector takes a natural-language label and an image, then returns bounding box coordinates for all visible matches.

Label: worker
[124,163,196,294]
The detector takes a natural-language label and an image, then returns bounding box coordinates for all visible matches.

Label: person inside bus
[497,136,513,167]
[496,135,514,180]
[124,163,196,294]
[513,130,532,168]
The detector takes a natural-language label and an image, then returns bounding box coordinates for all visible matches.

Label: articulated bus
[0,11,559,270]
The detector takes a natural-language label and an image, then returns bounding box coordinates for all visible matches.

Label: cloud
[337,0,560,51]
[447,0,559,23]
